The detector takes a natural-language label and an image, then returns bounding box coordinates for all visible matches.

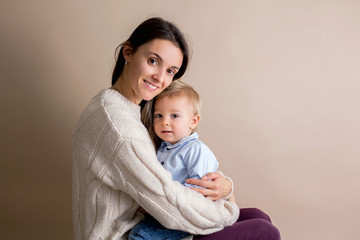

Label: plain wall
[1,0,359,239]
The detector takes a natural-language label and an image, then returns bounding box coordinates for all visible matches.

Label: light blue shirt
[157,132,219,188]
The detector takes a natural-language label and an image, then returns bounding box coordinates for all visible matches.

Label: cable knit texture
[72,89,239,240]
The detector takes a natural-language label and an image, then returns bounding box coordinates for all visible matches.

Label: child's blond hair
[141,80,201,149]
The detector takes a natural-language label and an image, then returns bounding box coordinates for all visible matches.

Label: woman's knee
[238,208,272,222]
[254,219,281,240]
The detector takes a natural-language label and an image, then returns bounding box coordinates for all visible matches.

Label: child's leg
[193,208,281,240]
[129,215,190,240]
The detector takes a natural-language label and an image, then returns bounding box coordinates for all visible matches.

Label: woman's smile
[144,79,158,91]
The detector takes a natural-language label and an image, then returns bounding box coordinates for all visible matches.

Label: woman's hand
[185,172,232,201]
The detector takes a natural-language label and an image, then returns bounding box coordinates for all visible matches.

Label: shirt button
[161,161,164,165]
[166,147,170,151]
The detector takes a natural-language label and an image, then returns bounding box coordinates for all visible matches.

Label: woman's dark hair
[112,17,190,85]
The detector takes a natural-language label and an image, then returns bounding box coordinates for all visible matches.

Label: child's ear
[190,114,200,130]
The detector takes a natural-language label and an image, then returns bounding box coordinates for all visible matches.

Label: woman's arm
[185,172,233,201]
[74,92,238,238]
[227,192,236,203]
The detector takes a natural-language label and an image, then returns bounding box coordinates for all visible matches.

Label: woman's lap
[237,208,272,222]
[193,208,281,240]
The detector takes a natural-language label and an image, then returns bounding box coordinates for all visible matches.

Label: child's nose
[161,118,170,126]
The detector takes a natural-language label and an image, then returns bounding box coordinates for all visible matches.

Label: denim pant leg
[129,215,190,240]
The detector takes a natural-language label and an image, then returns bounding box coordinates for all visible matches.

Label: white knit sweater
[72,89,239,240]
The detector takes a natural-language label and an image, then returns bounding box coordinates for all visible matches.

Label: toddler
[129,81,222,240]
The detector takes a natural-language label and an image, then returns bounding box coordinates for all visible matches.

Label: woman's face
[123,39,183,104]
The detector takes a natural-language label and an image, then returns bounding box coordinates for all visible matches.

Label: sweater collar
[103,88,141,116]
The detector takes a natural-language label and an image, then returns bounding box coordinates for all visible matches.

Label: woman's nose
[152,69,166,83]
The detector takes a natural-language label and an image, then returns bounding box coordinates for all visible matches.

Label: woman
[72,17,280,240]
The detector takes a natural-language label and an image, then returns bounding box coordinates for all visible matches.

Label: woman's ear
[190,114,200,130]
[122,42,133,62]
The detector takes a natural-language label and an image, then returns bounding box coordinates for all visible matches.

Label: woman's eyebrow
[150,52,180,70]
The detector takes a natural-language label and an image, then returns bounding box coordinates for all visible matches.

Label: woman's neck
[112,76,141,105]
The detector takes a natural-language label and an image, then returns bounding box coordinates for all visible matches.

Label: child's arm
[183,142,219,189]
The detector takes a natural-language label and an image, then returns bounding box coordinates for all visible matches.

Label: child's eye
[171,114,179,118]
[154,113,162,118]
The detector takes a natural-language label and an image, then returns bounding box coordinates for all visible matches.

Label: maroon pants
[194,208,281,240]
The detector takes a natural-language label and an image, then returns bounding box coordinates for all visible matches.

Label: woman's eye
[168,69,175,75]
[149,58,158,66]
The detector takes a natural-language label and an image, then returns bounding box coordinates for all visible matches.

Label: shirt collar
[159,132,199,150]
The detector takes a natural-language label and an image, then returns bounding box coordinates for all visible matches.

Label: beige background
[1,0,359,239]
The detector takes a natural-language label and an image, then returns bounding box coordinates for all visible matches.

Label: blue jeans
[129,215,190,240]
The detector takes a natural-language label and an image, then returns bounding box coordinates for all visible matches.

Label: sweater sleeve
[92,118,239,235]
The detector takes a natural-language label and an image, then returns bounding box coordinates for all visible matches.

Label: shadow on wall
[0,20,73,240]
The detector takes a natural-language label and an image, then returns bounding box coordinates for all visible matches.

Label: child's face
[153,95,199,145]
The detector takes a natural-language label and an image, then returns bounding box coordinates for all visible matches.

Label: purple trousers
[194,208,281,240]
